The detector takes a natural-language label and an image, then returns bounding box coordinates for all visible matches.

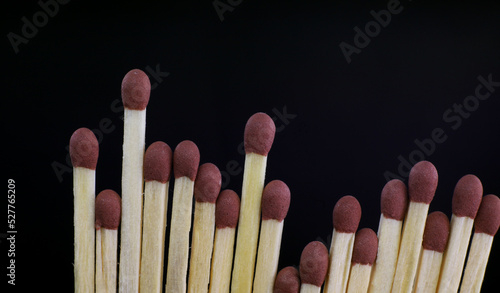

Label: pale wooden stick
[96,229,118,293]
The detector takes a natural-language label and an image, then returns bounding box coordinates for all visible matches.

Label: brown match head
[261,180,291,222]
[351,228,378,265]
[144,141,172,183]
[381,179,408,221]
[274,266,300,293]
[244,112,276,156]
[173,140,200,181]
[69,127,99,170]
[95,189,121,230]
[408,161,438,204]
[299,241,329,287]
[452,174,483,218]
[422,211,450,252]
[333,195,362,233]
[194,163,222,203]
[474,194,500,236]
[121,69,151,110]
[215,189,240,229]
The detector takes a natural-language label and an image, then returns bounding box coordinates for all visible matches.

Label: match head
[244,112,276,156]
[351,228,378,265]
[474,194,500,236]
[261,180,291,222]
[452,174,483,218]
[194,163,222,203]
[422,211,450,252]
[299,241,329,287]
[95,189,121,230]
[333,195,362,233]
[144,141,172,183]
[69,127,99,170]
[408,161,438,204]
[381,179,408,221]
[173,140,200,181]
[274,266,300,293]
[215,189,240,229]
[121,69,151,110]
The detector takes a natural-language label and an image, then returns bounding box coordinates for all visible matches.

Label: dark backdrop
[3,0,500,291]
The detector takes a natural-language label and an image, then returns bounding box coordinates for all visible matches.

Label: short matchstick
[437,174,483,293]
[346,228,378,293]
[118,69,151,292]
[253,180,291,293]
[188,163,222,293]
[95,189,121,293]
[140,141,172,293]
[299,241,329,293]
[391,161,438,293]
[368,179,408,293]
[232,112,276,293]
[70,127,99,293]
[274,266,301,293]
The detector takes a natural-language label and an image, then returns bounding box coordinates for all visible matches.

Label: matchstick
[232,112,276,293]
[209,189,240,293]
[299,241,329,293]
[253,180,291,293]
[70,127,98,293]
[274,266,301,293]
[437,174,483,293]
[391,161,438,293]
[118,69,151,292]
[165,140,200,293]
[139,141,172,293]
[323,195,362,293]
[460,194,500,293]
[414,211,450,293]
[346,228,378,293]
[188,163,222,293]
[95,189,121,293]
[368,179,408,293]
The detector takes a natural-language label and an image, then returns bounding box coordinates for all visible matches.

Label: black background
[2,0,500,291]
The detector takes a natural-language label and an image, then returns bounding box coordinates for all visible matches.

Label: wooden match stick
[460,194,500,293]
[139,141,172,293]
[437,174,483,293]
[299,241,329,293]
[118,69,151,292]
[323,195,362,293]
[274,266,301,293]
[165,140,200,293]
[188,163,222,293]
[414,211,450,293]
[391,161,438,293]
[232,112,276,293]
[70,127,98,293]
[253,180,291,293]
[368,179,408,293]
[209,189,240,293]
[346,228,378,293]
[95,189,121,293]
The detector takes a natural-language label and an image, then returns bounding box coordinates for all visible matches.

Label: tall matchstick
[70,127,99,293]
[165,140,200,293]
[253,180,291,293]
[437,174,483,293]
[368,179,408,293]
[323,195,362,293]
[460,194,500,292]
[140,141,172,293]
[95,189,121,293]
[346,228,378,293]
[118,69,151,292]
[299,241,329,293]
[274,266,301,293]
[188,163,222,293]
[391,161,438,293]
[232,112,276,293]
